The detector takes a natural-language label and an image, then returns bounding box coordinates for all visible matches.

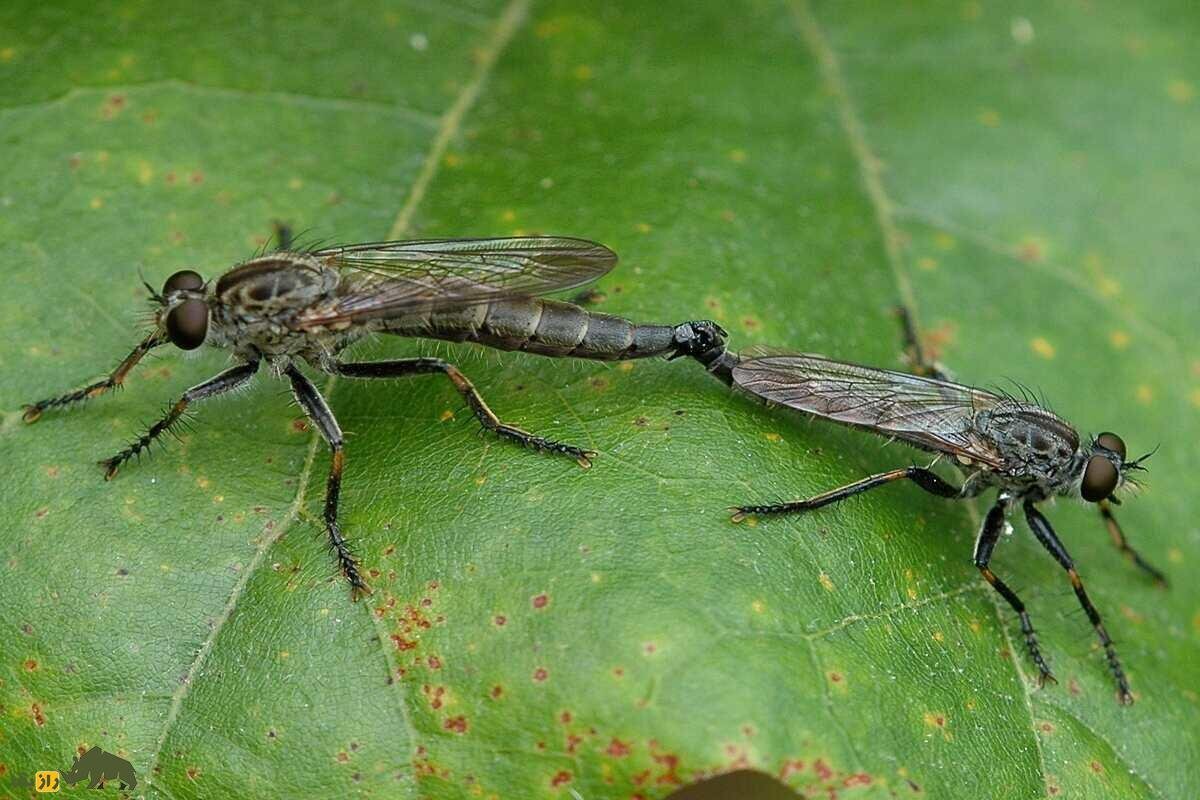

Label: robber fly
[715,311,1161,704]
[24,235,729,598]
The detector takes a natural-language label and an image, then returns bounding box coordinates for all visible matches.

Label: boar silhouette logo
[62,747,137,790]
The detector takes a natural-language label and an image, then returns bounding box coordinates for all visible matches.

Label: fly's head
[1076,431,1154,504]
[144,269,211,351]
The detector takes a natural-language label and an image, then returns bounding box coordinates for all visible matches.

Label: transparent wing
[296,236,617,327]
[732,353,1007,468]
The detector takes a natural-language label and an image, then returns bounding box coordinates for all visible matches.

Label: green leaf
[1,1,1196,799]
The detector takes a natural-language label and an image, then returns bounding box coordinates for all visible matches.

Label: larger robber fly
[24,235,729,598]
[711,312,1161,704]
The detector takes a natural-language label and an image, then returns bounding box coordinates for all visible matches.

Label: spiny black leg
[895,305,951,381]
[1098,500,1167,586]
[328,357,594,468]
[1025,501,1133,704]
[23,332,165,422]
[285,365,371,600]
[975,501,1056,688]
[99,360,259,479]
[731,465,961,522]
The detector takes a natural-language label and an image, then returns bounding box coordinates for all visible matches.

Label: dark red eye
[165,298,209,350]
[1096,431,1126,460]
[1080,454,1119,502]
[162,270,204,294]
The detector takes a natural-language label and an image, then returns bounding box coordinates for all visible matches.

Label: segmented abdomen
[381,297,676,360]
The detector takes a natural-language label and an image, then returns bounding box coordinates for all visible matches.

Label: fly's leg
[896,305,951,381]
[975,501,1057,688]
[285,365,371,600]
[1025,501,1133,704]
[273,220,293,251]
[23,332,165,422]
[1098,500,1167,586]
[329,358,595,468]
[731,466,961,521]
[99,360,260,479]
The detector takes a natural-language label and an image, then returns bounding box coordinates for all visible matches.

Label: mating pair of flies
[25,234,1162,704]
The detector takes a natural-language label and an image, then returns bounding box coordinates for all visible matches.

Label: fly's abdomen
[384,298,677,360]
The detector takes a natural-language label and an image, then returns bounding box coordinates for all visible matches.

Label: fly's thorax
[975,402,1081,484]
[207,253,343,360]
[214,253,339,319]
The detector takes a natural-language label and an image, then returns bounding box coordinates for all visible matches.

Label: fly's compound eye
[1096,431,1126,460]
[166,298,209,350]
[1080,454,1119,502]
[162,269,204,295]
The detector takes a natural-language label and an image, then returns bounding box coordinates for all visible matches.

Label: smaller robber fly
[716,311,1161,704]
[24,234,729,599]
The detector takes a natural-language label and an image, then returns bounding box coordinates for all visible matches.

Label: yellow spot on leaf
[1030,337,1056,359]
[819,572,835,592]
[1016,236,1047,262]
[934,232,957,251]
[917,256,938,271]
[0,47,15,62]
[751,600,765,614]
[137,160,155,185]
[729,148,747,163]
[1135,385,1154,405]
[1168,79,1195,104]
[288,177,303,190]
[906,586,918,600]
[1188,389,1200,409]
[197,477,211,489]
[634,222,652,233]
[212,495,224,504]
[440,409,455,422]
[932,630,944,643]
[618,361,634,372]
[764,432,782,443]
[444,153,463,168]
[572,64,593,81]
[1108,330,1130,350]
[279,650,290,660]
[961,2,982,20]
[500,209,516,222]
[1168,548,1183,563]
[89,196,104,209]
[977,108,1001,127]
[535,19,562,38]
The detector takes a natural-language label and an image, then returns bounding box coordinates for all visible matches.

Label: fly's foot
[494,424,594,468]
[730,502,807,522]
[22,405,43,423]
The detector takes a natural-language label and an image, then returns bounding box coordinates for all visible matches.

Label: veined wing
[296,236,617,328]
[732,353,1006,468]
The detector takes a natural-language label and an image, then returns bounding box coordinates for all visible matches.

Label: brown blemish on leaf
[44,466,60,478]
[422,685,446,710]
[336,751,350,763]
[267,728,277,740]
[291,418,309,433]
[31,703,46,726]
[565,733,583,754]
[185,766,200,781]
[741,316,760,331]
[813,758,833,780]
[589,376,609,391]
[443,715,468,734]
[490,685,504,700]
[612,667,624,678]
[427,655,442,670]
[189,171,204,185]
[559,710,572,724]
[650,744,681,786]
[1068,678,1082,696]
[390,634,417,651]
[22,659,37,672]
[550,770,572,788]
[1090,760,1104,774]
[532,667,548,682]
[21,623,33,635]
[606,737,631,758]
[643,642,657,655]
[1038,720,1055,734]
[844,772,872,787]
[633,415,649,428]
[493,614,507,627]
[531,593,549,610]
[778,759,805,781]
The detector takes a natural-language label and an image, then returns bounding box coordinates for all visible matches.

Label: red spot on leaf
[844,773,872,787]
[566,734,583,754]
[490,685,504,699]
[559,710,572,724]
[427,655,441,670]
[390,634,417,651]
[494,614,507,626]
[606,737,631,758]
[533,667,548,682]
[23,659,37,672]
[532,593,549,609]
[550,770,571,788]
[422,685,446,710]
[814,759,833,780]
[443,715,468,734]
[186,766,200,781]
[31,704,45,726]
[779,759,805,780]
